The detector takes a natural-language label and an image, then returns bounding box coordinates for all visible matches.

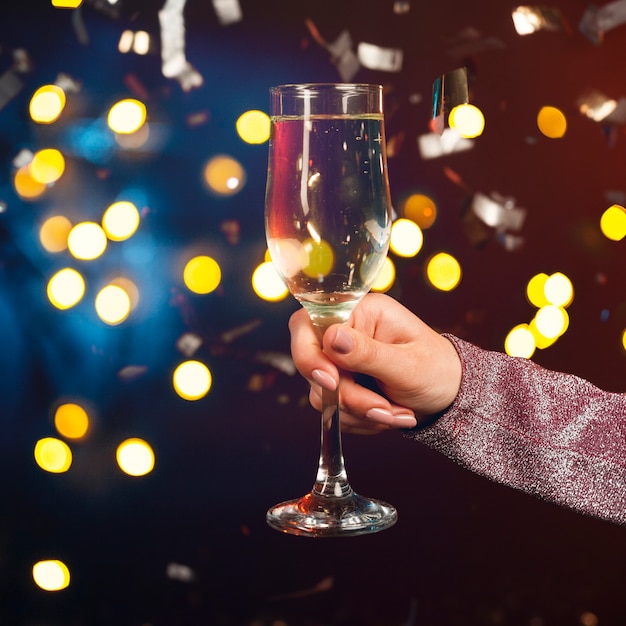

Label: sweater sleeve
[404,334,626,525]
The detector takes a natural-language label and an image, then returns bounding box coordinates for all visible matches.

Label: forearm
[405,335,626,525]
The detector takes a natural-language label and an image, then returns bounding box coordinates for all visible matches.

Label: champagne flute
[264,83,396,537]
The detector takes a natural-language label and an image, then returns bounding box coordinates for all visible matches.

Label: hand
[289,293,462,434]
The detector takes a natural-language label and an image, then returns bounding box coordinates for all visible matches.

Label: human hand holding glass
[264,83,396,536]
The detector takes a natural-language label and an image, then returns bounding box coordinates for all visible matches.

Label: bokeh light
[526,272,550,308]
[102,201,141,241]
[14,164,47,200]
[52,0,83,7]
[403,193,437,229]
[183,255,222,294]
[204,155,246,195]
[236,109,271,144]
[109,277,139,310]
[95,284,131,325]
[116,438,155,477]
[390,218,423,257]
[32,560,70,592]
[544,272,574,307]
[107,98,147,134]
[34,437,72,473]
[40,215,72,253]
[425,252,462,291]
[173,360,212,400]
[529,318,558,350]
[30,148,65,184]
[370,256,396,292]
[504,324,536,358]
[54,403,89,440]
[449,103,485,138]
[534,305,569,339]
[302,238,334,278]
[67,222,108,260]
[47,268,85,309]
[600,204,626,241]
[537,106,567,138]
[29,84,66,124]
[251,261,289,301]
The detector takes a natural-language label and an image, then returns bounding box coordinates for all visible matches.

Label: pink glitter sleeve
[404,335,626,525]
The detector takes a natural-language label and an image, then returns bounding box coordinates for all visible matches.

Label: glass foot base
[266,491,397,537]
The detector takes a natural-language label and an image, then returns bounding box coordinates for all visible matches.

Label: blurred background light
[526,272,550,307]
[95,284,131,325]
[40,215,73,253]
[32,560,70,592]
[29,84,66,124]
[47,268,85,309]
[67,222,108,260]
[390,218,423,257]
[449,103,485,138]
[102,201,141,241]
[173,360,212,400]
[54,402,90,440]
[108,277,139,310]
[203,155,245,195]
[537,105,567,138]
[251,260,289,301]
[107,98,147,134]
[600,204,626,241]
[302,238,333,278]
[183,255,222,294]
[544,272,574,307]
[403,193,437,229]
[13,164,47,200]
[534,304,569,339]
[529,318,559,349]
[370,256,396,292]
[30,148,65,184]
[34,437,72,473]
[505,324,536,358]
[116,438,155,477]
[425,252,462,291]
[236,109,271,144]
[52,0,83,7]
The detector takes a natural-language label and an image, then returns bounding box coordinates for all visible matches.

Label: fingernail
[365,408,393,421]
[332,327,353,354]
[312,369,337,391]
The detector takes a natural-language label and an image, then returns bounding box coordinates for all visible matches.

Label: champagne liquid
[265,115,392,325]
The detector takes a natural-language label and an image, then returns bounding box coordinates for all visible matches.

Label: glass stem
[312,323,353,499]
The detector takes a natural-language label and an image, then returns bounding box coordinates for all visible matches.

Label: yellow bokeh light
[34,437,72,473]
[504,324,536,358]
[622,329,626,353]
[67,222,108,260]
[449,103,485,138]
[370,256,396,292]
[52,0,83,7]
[47,268,85,309]
[40,215,72,253]
[302,238,334,278]
[537,106,567,139]
[95,284,131,325]
[183,255,222,294]
[14,164,47,200]
[403,193,437,229]
[534,305,569,339]
[102,201,140,241]
[173,360,212,401]
[390,218,423,257]
[425,252,462,291]
[251,261,289,301]
[544,272,573,308]
[529,318,558,350]
[30,148,65,184]
[29,84,66,124]
[54,403,89,440]
[204,155,246,195]
[107,98,147,134]
[600,204,626,241]
[526,272,550,308]
[236,109,271,144]
[116,438,155,477]
[32,560,70,592]
[109,277,139,310]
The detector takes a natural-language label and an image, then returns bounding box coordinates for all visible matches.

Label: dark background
[0,1,625,624]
